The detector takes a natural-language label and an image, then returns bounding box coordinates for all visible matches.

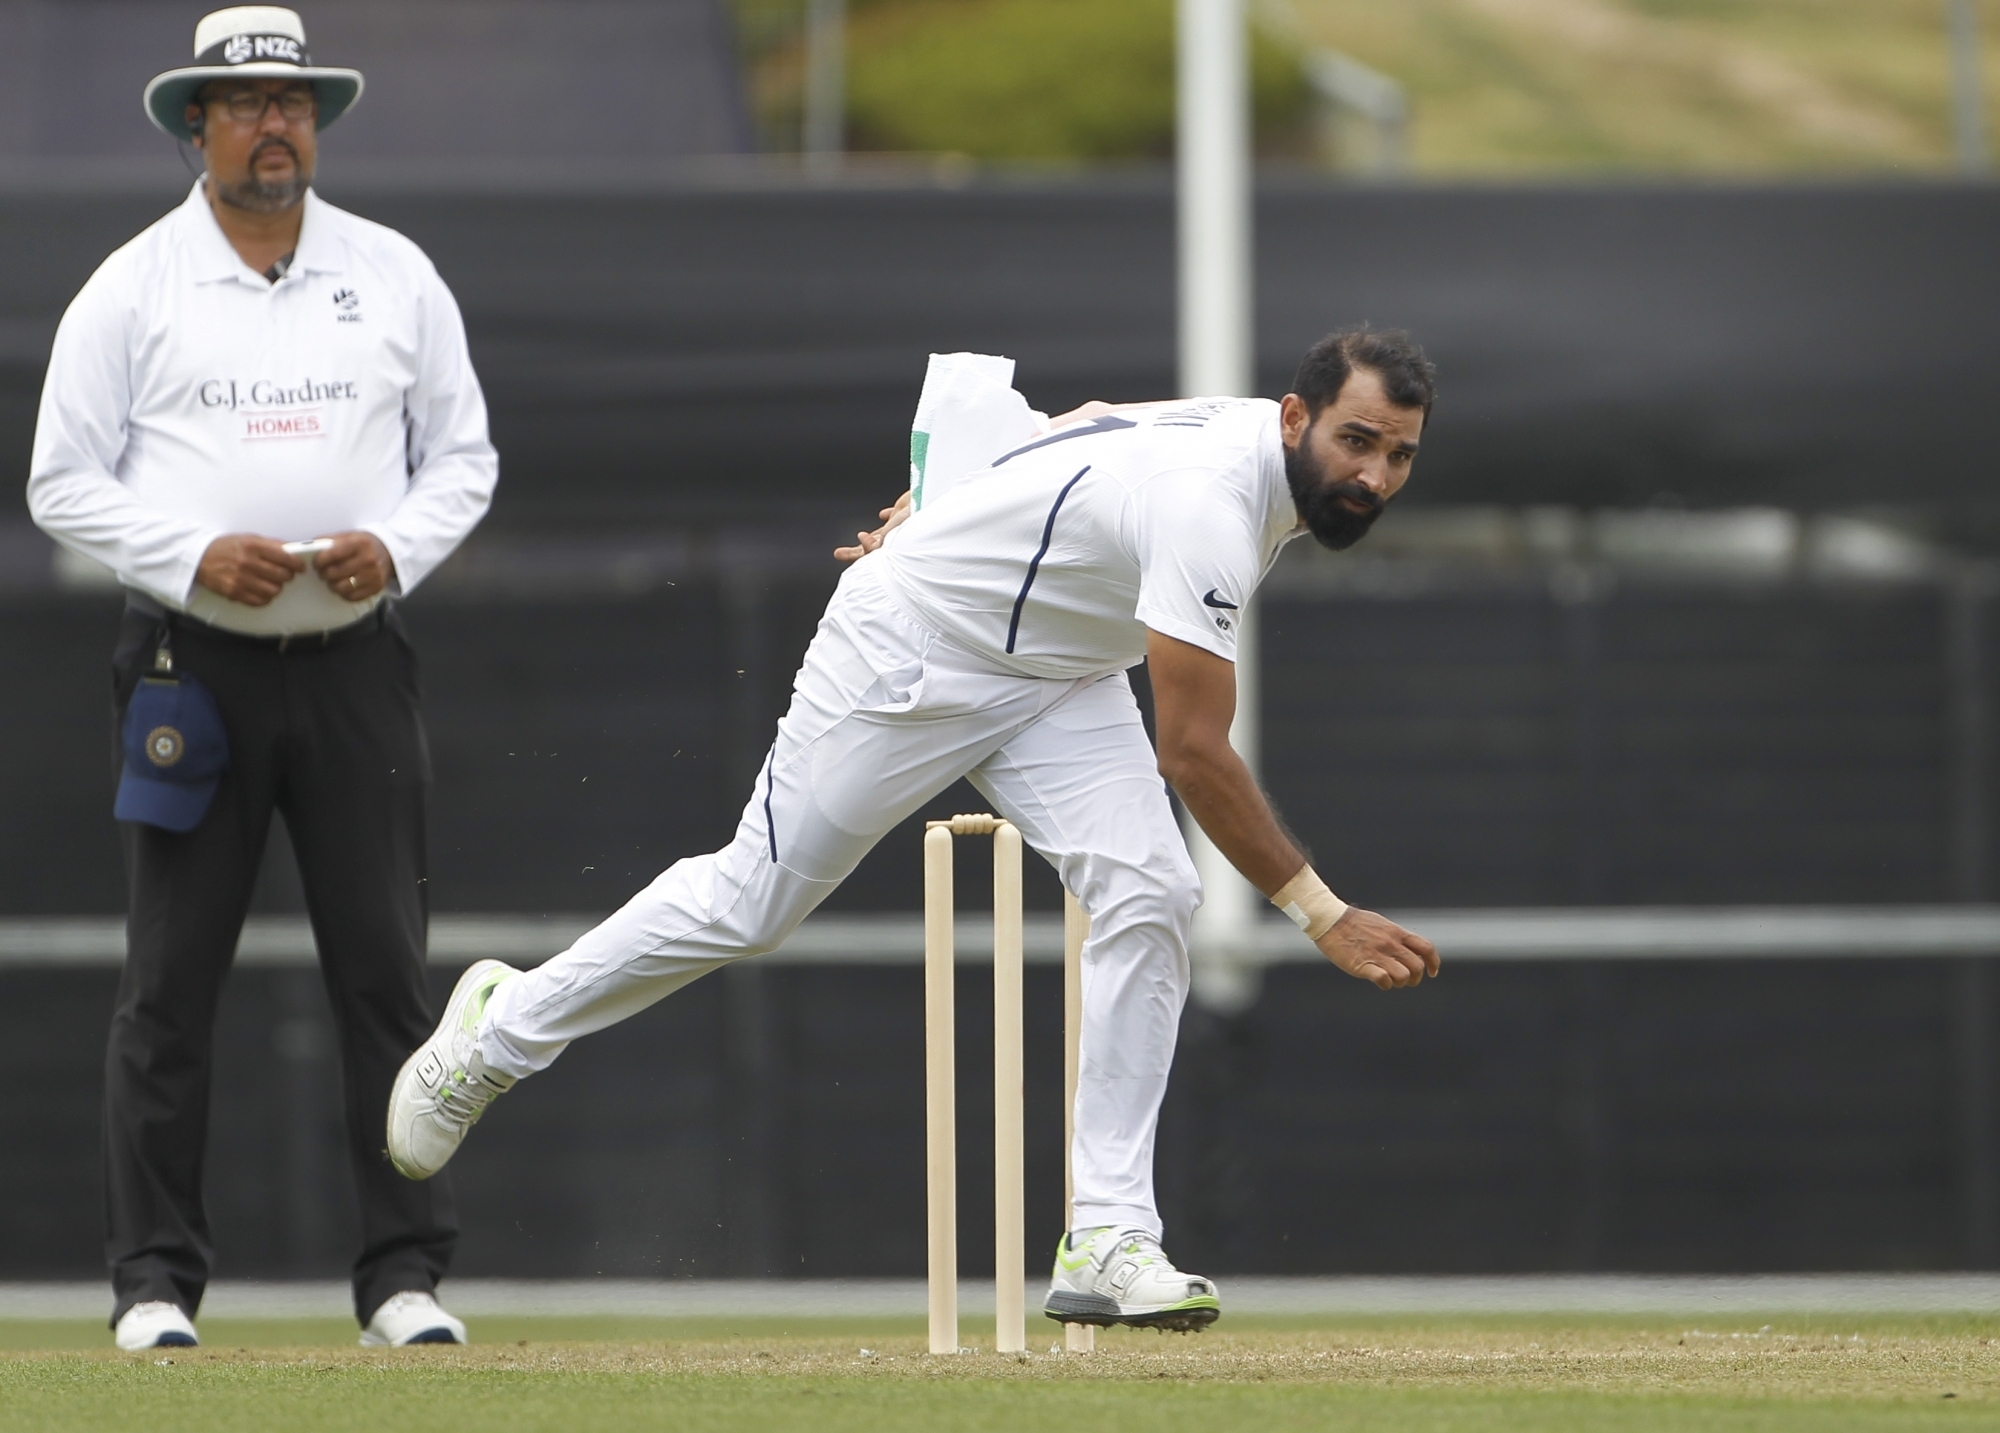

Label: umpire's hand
[315,532,397,602]
[196,533,305,606]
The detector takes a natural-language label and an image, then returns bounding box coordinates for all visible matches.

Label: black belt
[124,592,389,652]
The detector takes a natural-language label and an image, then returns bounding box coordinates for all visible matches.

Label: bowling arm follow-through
[1144,627,1439,991]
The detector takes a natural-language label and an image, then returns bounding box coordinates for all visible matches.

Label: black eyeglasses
[206,89,315,124]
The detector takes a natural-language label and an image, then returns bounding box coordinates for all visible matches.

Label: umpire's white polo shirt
[27,181,497,635]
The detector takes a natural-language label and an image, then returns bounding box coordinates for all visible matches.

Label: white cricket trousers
[478,559,1201,1237]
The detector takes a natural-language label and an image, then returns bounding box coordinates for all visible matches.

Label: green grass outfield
[4,1314,1999,1432]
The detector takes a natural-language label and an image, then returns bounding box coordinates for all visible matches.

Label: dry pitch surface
[4,1314,1999,1431]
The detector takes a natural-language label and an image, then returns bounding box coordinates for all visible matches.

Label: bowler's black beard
[1284,437,1386,550]
[211,138,311,213]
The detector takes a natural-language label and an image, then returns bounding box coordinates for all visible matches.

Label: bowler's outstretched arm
[1146,628,1438,989]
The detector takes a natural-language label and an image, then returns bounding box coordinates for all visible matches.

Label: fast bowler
[387,328,1440,1331]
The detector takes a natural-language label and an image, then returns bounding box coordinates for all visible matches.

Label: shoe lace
[432,1063,506,1128]
[1115,1229,1169,1269]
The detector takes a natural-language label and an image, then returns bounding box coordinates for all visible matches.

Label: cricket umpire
[25,7,496,1350]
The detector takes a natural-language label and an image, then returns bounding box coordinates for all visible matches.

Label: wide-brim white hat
[144,6,363,142]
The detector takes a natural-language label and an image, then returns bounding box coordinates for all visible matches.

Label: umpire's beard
[211,138,312,214]
[1284,436,1386,551]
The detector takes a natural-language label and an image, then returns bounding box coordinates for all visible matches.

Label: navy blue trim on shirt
[1005,465,1092,655]
[762,748,778,861]
[992,415,1135,466]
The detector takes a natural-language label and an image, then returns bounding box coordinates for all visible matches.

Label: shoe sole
[401,1326,463,1345]
[1043,1290,1222,1332]
[360,1326,463,1347]
[386,959,513,1180]
[116,1330,198,1351]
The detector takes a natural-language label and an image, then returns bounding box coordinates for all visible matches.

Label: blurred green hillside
[1295,0,1996,174]
[738,0,1312,159]
[730,0,1998,174]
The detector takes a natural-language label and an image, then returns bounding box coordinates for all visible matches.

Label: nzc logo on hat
[144,8,366,143]
[116,673,230,832]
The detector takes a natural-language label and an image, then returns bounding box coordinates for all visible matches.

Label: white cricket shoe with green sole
[386,960,519,1180]
[1042,1226,1221,1331]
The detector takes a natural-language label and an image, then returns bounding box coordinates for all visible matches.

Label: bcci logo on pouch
[145,726,185,769]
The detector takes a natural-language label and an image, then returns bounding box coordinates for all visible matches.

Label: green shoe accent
[459,966,511,1033]
[1054,1235,1093,1273]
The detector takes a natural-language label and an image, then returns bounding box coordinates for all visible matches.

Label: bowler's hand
[1315,907,1439,990]
[835,490,913,561]
[195,533,305,607]
[315,532,396,602]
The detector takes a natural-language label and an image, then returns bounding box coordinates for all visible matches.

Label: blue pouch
[115,643,229,833]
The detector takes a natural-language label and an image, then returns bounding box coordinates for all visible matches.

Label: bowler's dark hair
[1291,327,1436,418]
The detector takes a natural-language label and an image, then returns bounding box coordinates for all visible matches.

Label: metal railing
[9,906,2000,968]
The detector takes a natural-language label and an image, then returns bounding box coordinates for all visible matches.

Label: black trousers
[103,603,456,1327]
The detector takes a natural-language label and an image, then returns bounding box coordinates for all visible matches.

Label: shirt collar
[180,180,342,286]
[1260,402,1307,551]
[289,190,343,277]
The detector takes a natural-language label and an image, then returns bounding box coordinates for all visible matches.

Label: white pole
[1177,0,1263,1014]
[803,0,846,172]
[1178,0,1251,401]
[1949,0,1990,174]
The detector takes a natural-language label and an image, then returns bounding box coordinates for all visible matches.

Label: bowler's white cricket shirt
[875,398,1302,679]
[27,182,496,635]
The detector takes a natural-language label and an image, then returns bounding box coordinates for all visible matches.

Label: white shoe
[1042,1226,1221,1331]
[360,1290,467,1346]
[386,960,520,1180]
[114,1301,198,1351]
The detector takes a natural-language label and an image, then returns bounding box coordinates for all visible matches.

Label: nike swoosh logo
[1202,590,1239,610]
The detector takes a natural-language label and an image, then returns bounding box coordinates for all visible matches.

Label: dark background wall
[7,570,2000,1280]
[244,178,2000,523]
[3,568,1995,917]
[0,179,1996,533]
[7,954,1996,1282]
[7,178,2000,1280]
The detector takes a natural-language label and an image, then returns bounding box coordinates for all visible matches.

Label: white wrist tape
[1271,866,1349,941]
